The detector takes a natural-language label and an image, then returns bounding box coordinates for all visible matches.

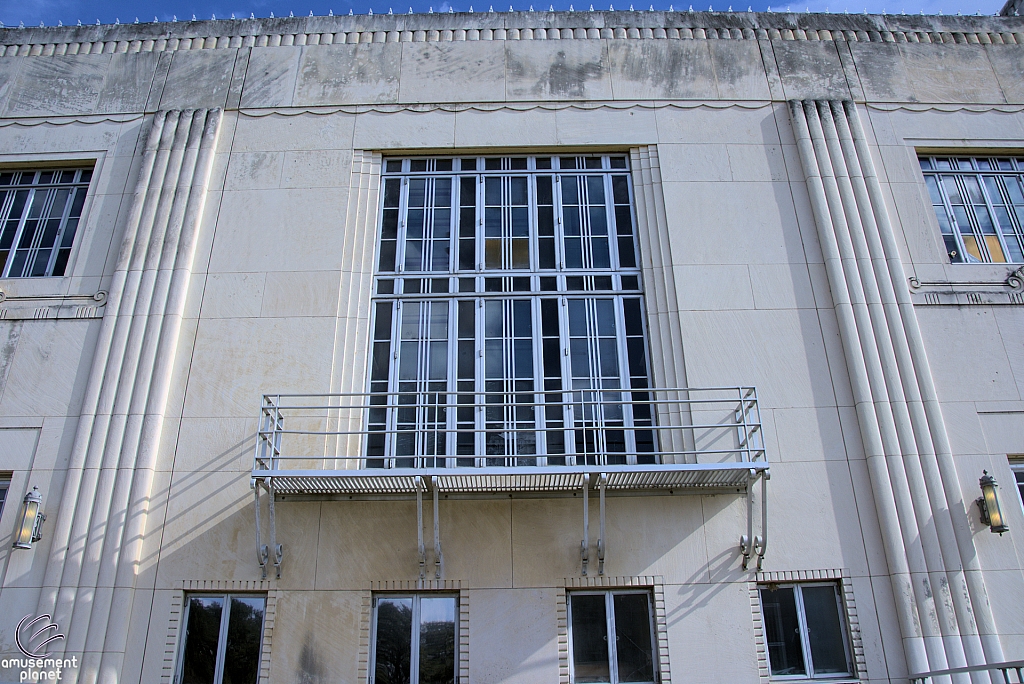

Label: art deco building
[0,7,1022,684]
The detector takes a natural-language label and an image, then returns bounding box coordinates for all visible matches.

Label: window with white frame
[1009,458,1024,512]
[0,168,92,277]
[371,594,458,684]
[568,590,656,684]
[919,156,1024,264]
[369,155,653,468]
[759,583,853,680]
[175,594,265,684]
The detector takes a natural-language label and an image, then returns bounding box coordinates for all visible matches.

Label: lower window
[568,590,656,684]
[759,583,852,679]
[176,593,266,684]
[371,594,458,684]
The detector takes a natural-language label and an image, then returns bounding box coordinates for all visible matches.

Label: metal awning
[253,462,767,496]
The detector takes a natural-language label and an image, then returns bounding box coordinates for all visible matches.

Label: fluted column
[789,99,1003,680]
[35,108,222,684]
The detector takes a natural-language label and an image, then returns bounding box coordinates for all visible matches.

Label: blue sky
[0,0,1007,32]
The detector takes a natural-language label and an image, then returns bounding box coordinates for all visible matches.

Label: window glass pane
[801,585,850,675]
[375,598,413,684]
[613,594,654,683]
[761,587,806,677]
[571,594,611,683]
[222,597,266,684]
[180,596,224,684]
[418,597,456,684]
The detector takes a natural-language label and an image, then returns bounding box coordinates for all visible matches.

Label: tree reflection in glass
[375,598,413,684]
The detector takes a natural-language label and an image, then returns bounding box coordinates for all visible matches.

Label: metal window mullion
[954,175,992,261]
[612,296,637,464]
[423,177,435,273]
[793,585,816,678]
[555,175,565,270]
[580,176,593,270]
[476,173,484,273]
[586,298,606,461]
[558,295,577,464]
[446,298,458,466]
[4,188,35,277]
[606,592,620,684]
[386,300,403,466]
[971,171,1013,261]
[475,296,485,466]
[212,593,232,684]
[531,296,548,464]
[989,175,1024,261]
[931,173,965,261]
[410,596,422,684]
[397,178,409,274]
[45,183,79,276]
[504,298,515,461]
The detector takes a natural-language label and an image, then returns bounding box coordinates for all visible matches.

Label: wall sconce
[977,471,1009,535]
[13,486,45,550]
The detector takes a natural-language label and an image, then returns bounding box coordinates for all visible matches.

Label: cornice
[1,10,1022,57]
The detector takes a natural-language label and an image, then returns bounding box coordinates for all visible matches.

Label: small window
[371,594,457,684]
[0,168,93,277]
[0,475,9,519]
[568,590,656,684]
[176,593,266,684]
[759,583,853,679]
[919,155,1024,264]
[1009,458,1024,512]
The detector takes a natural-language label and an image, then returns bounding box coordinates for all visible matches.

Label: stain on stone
[298,630,325,684]
[0,321,23,402]
[546,50,603,98]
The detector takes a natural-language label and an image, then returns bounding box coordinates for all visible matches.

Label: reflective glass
[613,594,654,683]
[375,598,413,684]
[418,597,456,684]
[222,597,266,684]
[180,597,224,684]
[802,585,850,675]
[571,595,610,683]
[761,587,806,676]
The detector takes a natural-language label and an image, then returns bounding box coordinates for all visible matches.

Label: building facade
[0,9,1022,684]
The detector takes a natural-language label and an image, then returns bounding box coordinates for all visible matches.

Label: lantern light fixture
[977,471,1009,535]
[13,486,45,550]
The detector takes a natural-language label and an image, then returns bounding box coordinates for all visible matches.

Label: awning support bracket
[581,475,589,576]
[740,470,769,571]
[432,476,443,579]
[416,476,426,580]
[253,477,283,579]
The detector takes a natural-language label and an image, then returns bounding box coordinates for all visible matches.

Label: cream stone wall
[0,10,1020,684]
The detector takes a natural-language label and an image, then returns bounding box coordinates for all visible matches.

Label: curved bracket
[597,473,607,576]
[581,475,589,576]
[740,470,769,571]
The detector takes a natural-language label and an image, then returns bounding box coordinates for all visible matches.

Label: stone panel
[505,39,612,102]
[295,42,402,106]
[401,40,505,104]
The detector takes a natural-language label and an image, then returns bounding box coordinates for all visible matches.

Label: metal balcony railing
[251,386,768,495]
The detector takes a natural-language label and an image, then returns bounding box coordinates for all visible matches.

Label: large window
[759,583,853,680]
[176,594,266,684]
[920,156,1024,264]
[568,590,656,684]
[371,594,458,684]
[368,155,653,468]
[0,168,92,277]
